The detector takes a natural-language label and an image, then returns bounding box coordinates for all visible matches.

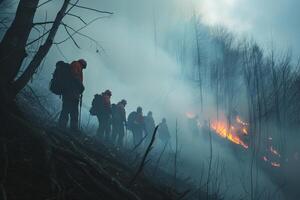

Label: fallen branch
[153,140,168,177]
[129,125,159,186]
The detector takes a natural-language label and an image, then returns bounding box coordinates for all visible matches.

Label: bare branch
[66,13,87,25]
[61,22,105,52]
[69,3,113,15]
[55,16,110,45]
[12,0,71,95]
[26,29,50,47]
[33,21,55,26]
[62,23,80,48]
[37,0,54,8]
[129,126,159,186]
[65,0,80,15]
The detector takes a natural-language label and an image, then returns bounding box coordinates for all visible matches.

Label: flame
[242,127,248,135]
[185,111,283,169]
[211,120,248,149]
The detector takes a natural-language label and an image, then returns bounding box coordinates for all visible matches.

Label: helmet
[137,106,142,113]
[104,89,112,96]
[120,99,127,106]
[78,59,87,68]
[56,61,65,66]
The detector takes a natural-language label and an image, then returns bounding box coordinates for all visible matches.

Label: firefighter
[128,107,146,146]
[158,118,171,144]
[111,99,127,147]
[58,59,86,132]
[95,90,112,141]
[144,111,155,146]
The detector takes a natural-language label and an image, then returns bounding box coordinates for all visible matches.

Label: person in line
[90,90,112,140]
[158,118,171,145]
[144,111,155,146]
[128,107,146,147]
[111,99,127,148]
[58,59,87,132]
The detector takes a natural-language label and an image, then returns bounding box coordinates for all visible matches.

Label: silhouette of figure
[144,111,155,145]
[158,118,170,144]
[128,107,146,146]
[58,59,86,132]
[111,99,127,147]
[94,90,112,141]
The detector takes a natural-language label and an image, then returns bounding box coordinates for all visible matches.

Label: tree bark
[0,0,39,86]
[11,0,70,97]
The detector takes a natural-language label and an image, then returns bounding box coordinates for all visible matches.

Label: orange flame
[211,120,249,149]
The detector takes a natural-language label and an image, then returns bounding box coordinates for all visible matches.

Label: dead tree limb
[66,13,87,25]
[69,3,113,15]
[12,0,71,95]
[37,0,54,8]
[62,23,80,48]
[55,16,111,45]
[129,125,159,186]
[153,140,168,177]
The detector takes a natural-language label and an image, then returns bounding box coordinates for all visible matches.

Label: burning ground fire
[210,117,249,149]
[185,111,250,149]
[185,111,282,168]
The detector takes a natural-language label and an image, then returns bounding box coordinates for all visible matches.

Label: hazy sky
[81,0,300,57]
[198,0,300,56]
[23,0,299,119]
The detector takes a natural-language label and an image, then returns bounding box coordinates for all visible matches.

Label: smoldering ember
[1,0,300,200]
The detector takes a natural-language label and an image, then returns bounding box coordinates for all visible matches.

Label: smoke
[13,0,295,199]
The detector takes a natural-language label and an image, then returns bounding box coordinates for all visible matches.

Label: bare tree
[0,0,112,102]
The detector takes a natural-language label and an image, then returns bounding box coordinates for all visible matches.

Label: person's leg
[96,115,103,139]
[117,124,125,147]
[104,119,112,141]
[132,129,137,147]
[111,123,118,145]
[136,129,143,146]
[58,98,69,129]
[70,98,79,131]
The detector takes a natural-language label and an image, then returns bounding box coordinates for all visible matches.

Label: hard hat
[120,99,127,105]
[104,89,112,96]
[137,106,142,112]
[78,59,87,68]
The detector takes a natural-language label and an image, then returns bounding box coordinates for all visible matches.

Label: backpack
[127,111,137,131]
[90,94,102,116]
[111,103,117,116]
[49,61,71,95]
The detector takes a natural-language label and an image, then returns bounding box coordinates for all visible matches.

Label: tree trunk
[0,0,39,86]
[11,0,70,97]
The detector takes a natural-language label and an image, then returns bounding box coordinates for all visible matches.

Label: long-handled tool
[79,94,83,130]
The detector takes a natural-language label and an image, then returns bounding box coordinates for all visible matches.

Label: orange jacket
[70,61,84,83]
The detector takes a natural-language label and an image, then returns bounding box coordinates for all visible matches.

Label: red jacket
[70,61,84,83]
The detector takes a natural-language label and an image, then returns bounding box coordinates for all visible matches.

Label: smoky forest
[1,0,300,200]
